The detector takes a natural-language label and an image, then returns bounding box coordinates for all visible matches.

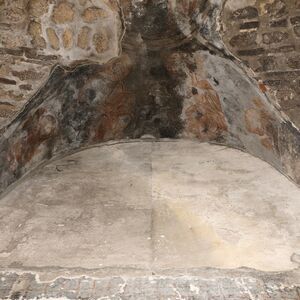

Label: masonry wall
[0,0,299,194]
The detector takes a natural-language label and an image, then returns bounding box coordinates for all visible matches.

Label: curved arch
[0,0,299,196]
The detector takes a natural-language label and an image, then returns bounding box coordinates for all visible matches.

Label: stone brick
[78,278,94,299]
[0,77,16,85]
[229,32,257,48]
[28,0,49,17]
[270,18,288,27]
[262,31,289,44]
[93,31,109,53]
[0,7,26,23]
[62,28,73,49]
[290,16,300,25]
[77,26,91,49]
[19,84,33,91]
[294,25,300,37]
[26,280,47,299]
[0,103,16,118]
[264,0,287,18]
[0,48,23,56]
[257,56,278,72]
[12,70,42,81]
[61,279,80,299]
[239,21,260,30]
[82,6,108,23]
[273,45,295,52]
[276,90,297,109]
[287,56,300,69]
[93,278,125,299]
[0,273,19,299]
[28,21,46,49]
[237,48,265,56]
[46,27,60,50]
[79,0,87,6]
[51,1,75,24]
[46,278,69,298]
[232,6,258,20]
[9,273,35,299]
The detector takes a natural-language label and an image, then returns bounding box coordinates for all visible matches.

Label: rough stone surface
[0,2,299,296]
[0,141,299,298]
[0,272,299,300]
[0,0,122,127]
[62,28,73,50]
[51,1,75,24]
[46,28,60,51]
[221,0,300,130]
[82,6,108,23]
[93,31,109,54]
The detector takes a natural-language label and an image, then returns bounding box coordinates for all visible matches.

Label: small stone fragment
[28,21,46,49]
[232,6,258,19]
[28,0,49,17]
[93,31,109,53]
[287,56,300,69]
[1,7,25,23]
[82,7,108,23]
[46,28,60,50]
[79,0,87,5]
[262,31,288,44]
[19,84,33,91]
[294,25,300,37]
[77,26,91,49]
[229,32,257,48]
[264,0,286,18]
[51,1,74,24]
[62,28,73,49]
[0,103,16,118]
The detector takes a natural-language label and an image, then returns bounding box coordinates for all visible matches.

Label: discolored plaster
[0,1,300,298]
[0,0,299,194]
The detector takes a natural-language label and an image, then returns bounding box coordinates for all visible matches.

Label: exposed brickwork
[221,0,300,129]
[0,0,122,128]
[0,271,299,299]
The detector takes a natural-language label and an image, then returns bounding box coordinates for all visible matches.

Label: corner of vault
[213,0,300,186]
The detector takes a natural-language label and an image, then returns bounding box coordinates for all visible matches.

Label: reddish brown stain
[91,83,134,142]
[245,108,265,136]
[259,82,268,93]
[185,79,228,141]
[245,98,277,151]
[261,137,273,150]
[8,108,57,168]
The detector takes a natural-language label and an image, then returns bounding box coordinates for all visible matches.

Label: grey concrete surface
[0,140,299,298]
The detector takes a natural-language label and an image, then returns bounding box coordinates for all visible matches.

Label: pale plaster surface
[0,140,299,278]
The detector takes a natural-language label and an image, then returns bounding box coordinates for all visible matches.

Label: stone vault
[0,0,300,194]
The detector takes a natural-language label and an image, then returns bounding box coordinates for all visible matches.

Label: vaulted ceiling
[0,0,299,194]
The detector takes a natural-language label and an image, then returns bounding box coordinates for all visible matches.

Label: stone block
[77,26,91,49]
[46,27,60,50]
[262,31,289,44]
[51,1,75,24]
[28,21,46,49]
[0,273,19,299]
[229,32,257,48]
[82,6,108,23]
[28,0,49,17]
[294,25,300,37]
[93,31,109,53]
[62,28,73,49]
[232,6,258,20]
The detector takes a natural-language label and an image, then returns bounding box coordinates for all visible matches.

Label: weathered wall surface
[0,0,299,194]
[221,0,300,129]
[0,0,122,128]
